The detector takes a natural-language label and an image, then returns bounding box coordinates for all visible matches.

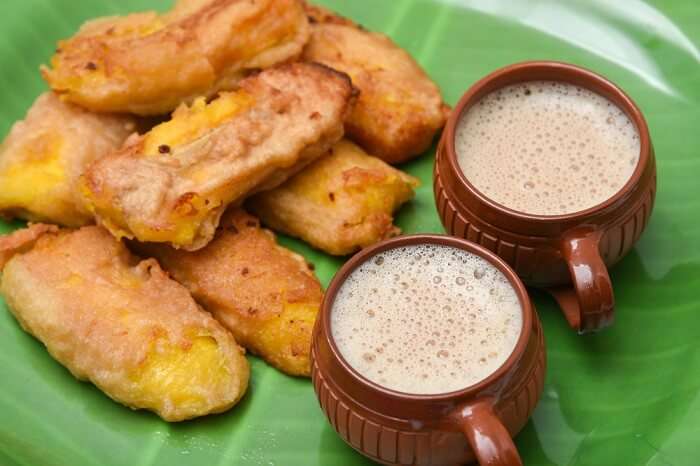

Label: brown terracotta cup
[434,61,657,333]
[311,235,546,466]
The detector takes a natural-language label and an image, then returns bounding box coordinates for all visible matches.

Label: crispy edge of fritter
[0,224,59,269]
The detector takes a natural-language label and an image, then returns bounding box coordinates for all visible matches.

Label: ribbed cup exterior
[311,310,545,466]
[434,146,657,287]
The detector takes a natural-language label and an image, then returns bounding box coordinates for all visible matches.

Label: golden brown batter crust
[249,139,419,255]
[82,63,356,251]
[131,208,322,377]
[0,93,136,226]
[302,2,450,163]
[43,0,311,115]
[0,225,249,421]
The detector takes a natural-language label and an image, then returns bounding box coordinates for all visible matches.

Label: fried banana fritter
[0,93,135,226]
[82,63,356,251]
[131,209,322,377]
[249,139,419,255]
[0,225,249,422]
[302,3,450,164]
[42,0,310,115]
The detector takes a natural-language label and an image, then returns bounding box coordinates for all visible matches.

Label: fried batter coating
[249,139,419,255]
[42,0,310,115]
[0,225,249,422]
[0,93,135,226]
[131,209,322,377]
[302,3,450,164]
[82,63,356,251]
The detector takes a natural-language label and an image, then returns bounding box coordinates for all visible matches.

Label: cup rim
[443,60,652,223]
[319,234,534,403]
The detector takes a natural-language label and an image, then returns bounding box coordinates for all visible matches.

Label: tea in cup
[434,61,656,333]
[312,235,545,466]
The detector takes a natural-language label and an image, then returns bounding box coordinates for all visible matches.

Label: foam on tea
[456,81,640,216]
[331,244,522,395]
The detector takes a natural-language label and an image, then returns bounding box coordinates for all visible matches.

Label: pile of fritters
[0,0,448,421]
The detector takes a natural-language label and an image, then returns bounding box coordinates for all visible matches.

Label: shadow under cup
[434,61,657,334]
[311,235,546,466]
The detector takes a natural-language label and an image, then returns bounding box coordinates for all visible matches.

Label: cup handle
[548,227,615,333]
[454,398,522,466]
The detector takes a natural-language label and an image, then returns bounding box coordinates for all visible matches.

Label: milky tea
[456,81,641,216]
[331,244,522,395]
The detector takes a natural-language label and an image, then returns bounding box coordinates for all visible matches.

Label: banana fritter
[131,209,322,377]
[0,225,249,422]
[42,0,310,115]
[0,93,135,226]
[302,3,450,164]
[249,139,419,255]
[82,63,356,251]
